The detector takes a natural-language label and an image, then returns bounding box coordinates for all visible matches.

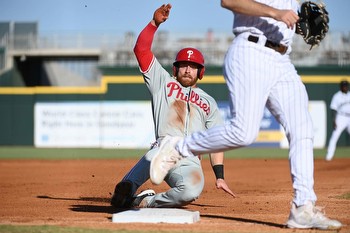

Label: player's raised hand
[153,3,172,27]
[216,179,236,197]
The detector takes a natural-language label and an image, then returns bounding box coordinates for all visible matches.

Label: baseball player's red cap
[173,47,205,67]
[173,47,205,79]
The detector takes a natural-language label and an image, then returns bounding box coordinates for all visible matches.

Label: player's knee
[177,189,200,205]
[144,147,158,161]
[174,183,203,206]
[226,125,257,146]
[288,120,314,143]
[299,120,314,138]
[238,135,256,146]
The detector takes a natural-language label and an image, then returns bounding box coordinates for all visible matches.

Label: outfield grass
[0,225,113,233]
[0,224,259,233]
[0,225,165,233]
[0,147,148,159]
[0,146,349,160]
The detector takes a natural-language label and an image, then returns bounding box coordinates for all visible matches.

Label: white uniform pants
[178,34,317,206]
[326,114,350,160]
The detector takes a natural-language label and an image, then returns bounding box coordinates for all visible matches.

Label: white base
[112,208,200,224]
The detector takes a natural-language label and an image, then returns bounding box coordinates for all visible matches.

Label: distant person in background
[325,80,350,161]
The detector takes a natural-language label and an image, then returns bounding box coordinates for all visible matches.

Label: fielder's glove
[296,1,329,50]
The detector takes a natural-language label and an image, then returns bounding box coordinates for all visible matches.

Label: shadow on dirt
[201,214,286,228]
[37,195,286,228]
[37,195,118,214]
[37,195,110,203]
[70,204,116,214]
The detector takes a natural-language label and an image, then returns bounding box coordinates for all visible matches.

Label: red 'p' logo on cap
[187,50,194,59]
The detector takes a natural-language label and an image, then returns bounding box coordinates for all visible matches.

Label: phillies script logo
[167,81,210,115]
[187,50,194,58]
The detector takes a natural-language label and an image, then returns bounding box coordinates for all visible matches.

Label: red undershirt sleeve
[133,22,157,72]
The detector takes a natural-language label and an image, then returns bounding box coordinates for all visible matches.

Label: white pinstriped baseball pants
[177,33,317,207]
[326,114,350,160]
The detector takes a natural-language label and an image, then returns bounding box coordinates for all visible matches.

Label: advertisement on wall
[218,100,326,148]
[279,100,327,149]
[34,100,326,148]
[218,101,283,147]
[34,101,155,148]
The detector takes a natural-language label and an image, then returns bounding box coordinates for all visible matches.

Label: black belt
[248,35,288,55]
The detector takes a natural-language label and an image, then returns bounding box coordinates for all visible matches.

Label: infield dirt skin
[0,158,349,232]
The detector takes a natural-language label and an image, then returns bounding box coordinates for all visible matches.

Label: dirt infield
[0,158,349,232]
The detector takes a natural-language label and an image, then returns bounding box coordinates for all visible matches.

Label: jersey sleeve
[133,22,173,93]
[143,59,172,93]
[329,92,339,111]
[133,22,157,73]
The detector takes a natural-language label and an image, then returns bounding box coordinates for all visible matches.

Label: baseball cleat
[131,189,155,208]
[110,180,133,208]
[286,201,342,230]
[150,135,183,185]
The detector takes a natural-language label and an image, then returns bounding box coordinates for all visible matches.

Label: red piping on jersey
[133,22,157,73]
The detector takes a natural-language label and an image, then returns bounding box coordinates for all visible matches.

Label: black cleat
[110,180,133,208]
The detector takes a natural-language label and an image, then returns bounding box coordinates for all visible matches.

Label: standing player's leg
[265,58,341,229]
[326,115,348,161]
[267,64,316,207]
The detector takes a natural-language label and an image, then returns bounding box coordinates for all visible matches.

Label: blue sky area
[0,0,348,35]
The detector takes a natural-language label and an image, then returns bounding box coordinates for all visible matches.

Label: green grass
[0,225,164,233]
[0,147,148,159]
[335,192,350,200]
[0,225,250,233]
[0,146,349,160]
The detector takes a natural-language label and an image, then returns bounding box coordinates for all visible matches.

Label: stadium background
[0,19,350,233]
[0,21,349,148]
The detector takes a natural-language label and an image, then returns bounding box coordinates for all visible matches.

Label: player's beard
[178,74,197,87]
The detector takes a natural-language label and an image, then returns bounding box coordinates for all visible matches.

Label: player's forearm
[210,152,225,180]
[133,22,157,72]
[209,152,224,166]
[221,0,298,29]
[330,109,337,122]
[331,109,337,128]
[221,0,278,18]
[150,19,158,28]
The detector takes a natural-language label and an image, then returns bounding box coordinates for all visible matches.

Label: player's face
[341,85,349,93]
[176,62,199,87]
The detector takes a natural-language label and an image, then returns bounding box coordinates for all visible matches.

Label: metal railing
[1,30,350,70]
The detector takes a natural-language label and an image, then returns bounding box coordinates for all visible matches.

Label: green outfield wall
[0,65,349,146]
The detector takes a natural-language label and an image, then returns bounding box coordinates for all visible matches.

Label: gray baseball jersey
[143,58,223,140]
[121,57,223,207]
